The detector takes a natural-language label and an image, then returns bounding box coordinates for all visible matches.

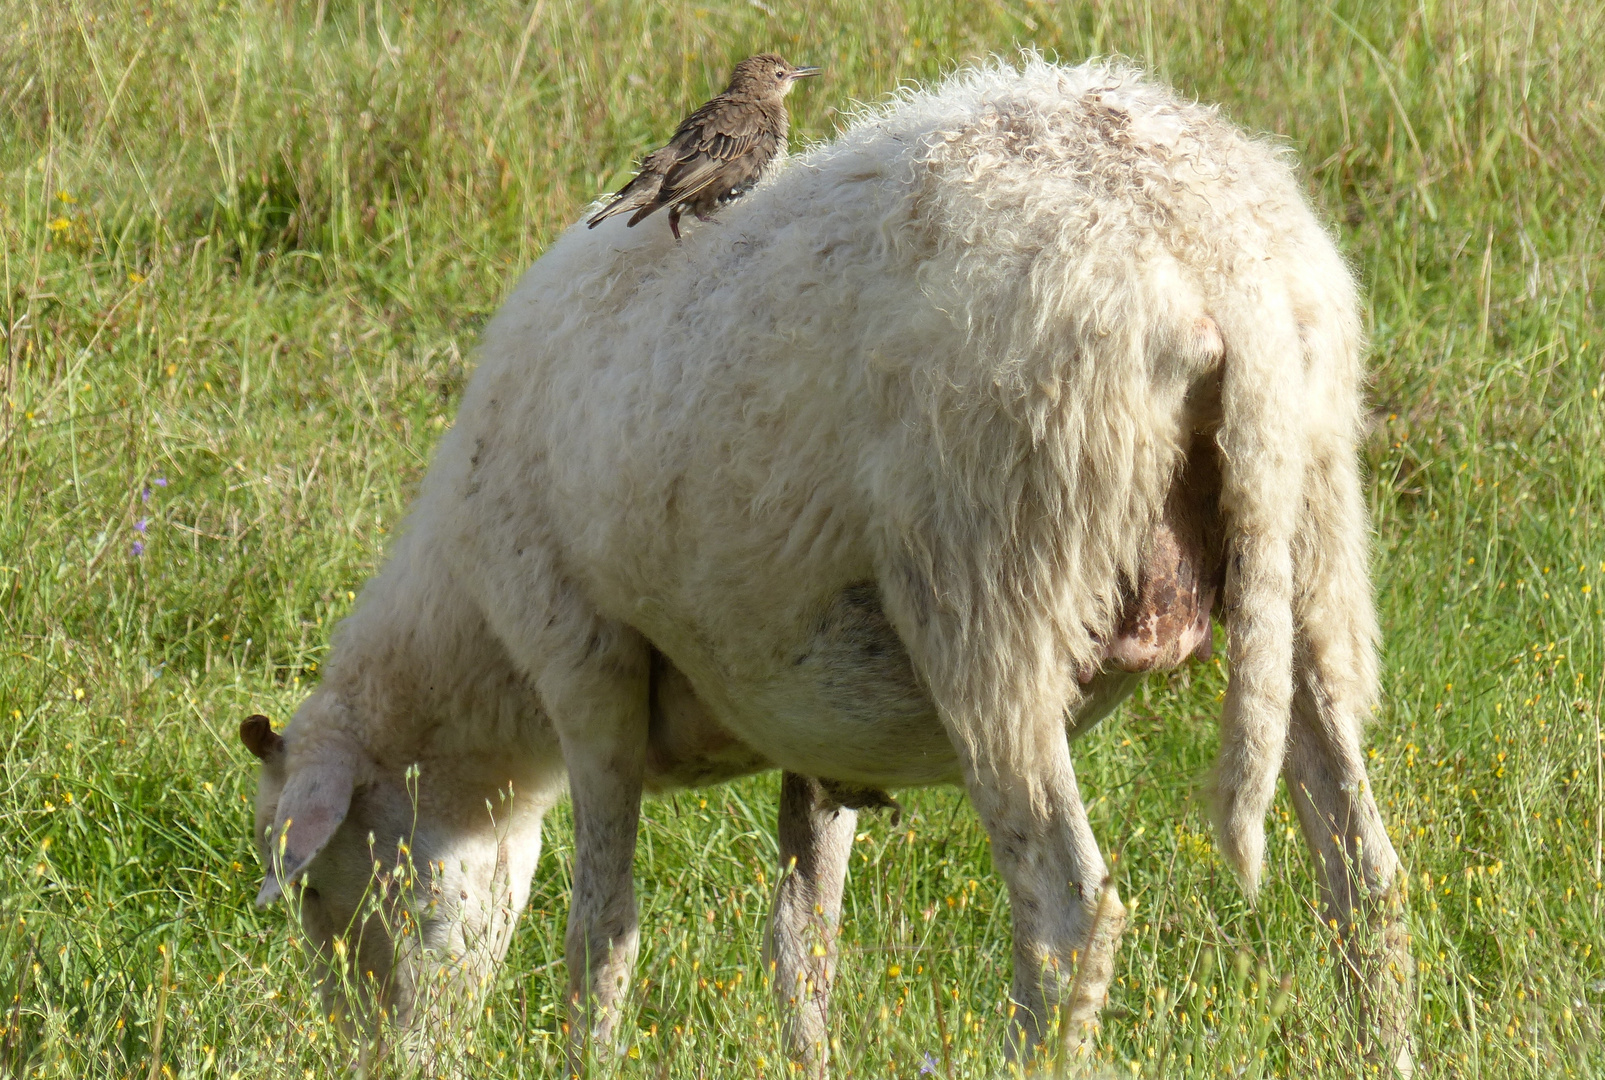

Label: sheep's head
[241,705,542,1046]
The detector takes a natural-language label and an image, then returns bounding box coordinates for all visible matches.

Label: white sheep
[243,55,1415,1075]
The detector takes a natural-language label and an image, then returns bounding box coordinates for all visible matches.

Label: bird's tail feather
[586,196,633,229]
[587,174,663,229]
[625,201,664,228]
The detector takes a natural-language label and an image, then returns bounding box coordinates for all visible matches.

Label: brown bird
[587,54,820,240]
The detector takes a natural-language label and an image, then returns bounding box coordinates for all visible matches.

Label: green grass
[2,0,1603,1075]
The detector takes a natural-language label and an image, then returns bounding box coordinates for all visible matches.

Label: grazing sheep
[243,55,1414,1075]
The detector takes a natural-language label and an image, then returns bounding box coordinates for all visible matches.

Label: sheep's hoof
[818,779,903,824]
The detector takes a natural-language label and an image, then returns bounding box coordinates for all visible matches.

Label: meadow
[1,0,1602,1076]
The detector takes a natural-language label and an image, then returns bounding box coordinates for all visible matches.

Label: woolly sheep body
[247,56,1413,1073]
[437,55,1324,794]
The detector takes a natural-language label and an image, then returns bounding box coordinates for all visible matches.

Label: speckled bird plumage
[587,53,819,239]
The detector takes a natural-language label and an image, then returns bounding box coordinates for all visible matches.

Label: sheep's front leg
[764,773,857,1077]
[1287,664,1415,1076]
[530,619,651,1073]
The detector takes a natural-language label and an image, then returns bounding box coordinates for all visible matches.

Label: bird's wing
[657,98,782,206]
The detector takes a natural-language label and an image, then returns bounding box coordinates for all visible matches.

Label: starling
[587,54,820,240]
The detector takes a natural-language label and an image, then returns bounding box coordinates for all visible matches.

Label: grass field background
[2,0,1603,1076]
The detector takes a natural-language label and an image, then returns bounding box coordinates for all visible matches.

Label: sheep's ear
[240,715,284,762]
[256,870,286,908]
[257,749,356,908]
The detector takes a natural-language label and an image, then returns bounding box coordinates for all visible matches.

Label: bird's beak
[789,66,822,80]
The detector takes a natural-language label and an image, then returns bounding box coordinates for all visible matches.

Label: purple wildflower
[132,540,145,556]
[141,486,150,502]
[919,1052,939,1075]
[135,518,148,533]
[154,477,167,487]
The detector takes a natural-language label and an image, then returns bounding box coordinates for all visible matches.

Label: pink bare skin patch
[1084,409,1226,683]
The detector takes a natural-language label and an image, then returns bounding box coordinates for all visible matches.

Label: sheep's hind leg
[881,590,1124,1064]
[1286,659,1415,1076]
[764,773,857,1078]
[967,735,1126,1064]
[1285,441,1415,1076]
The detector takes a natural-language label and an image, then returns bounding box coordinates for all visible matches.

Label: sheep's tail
[1209,290,1308,899]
